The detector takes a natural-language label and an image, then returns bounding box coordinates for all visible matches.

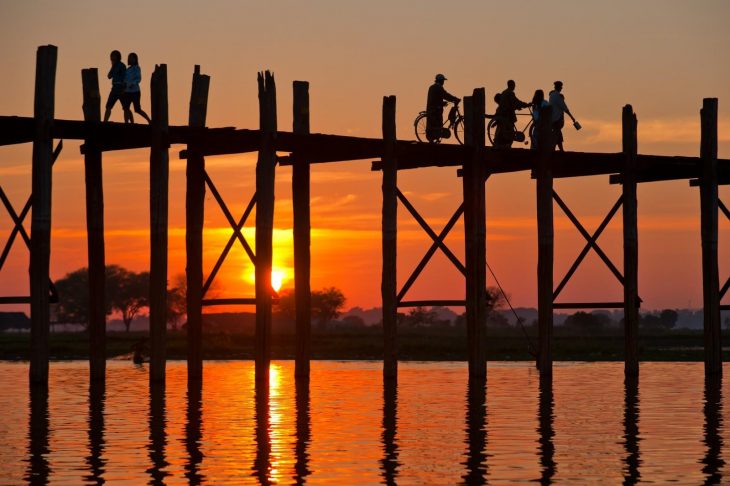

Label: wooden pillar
[462,89,487,379]
[292,81,311,380]
[700,98,721,376]
[255,71,277,383]
[535,104,554,376]
[186,65,210,382]
[149,64,169,383]
[82,68,106,382]
[29,45,57,385]
[622,105,639,377]
[381,95,398,380]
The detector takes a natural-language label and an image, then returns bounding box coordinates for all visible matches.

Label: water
[0,361,726,485]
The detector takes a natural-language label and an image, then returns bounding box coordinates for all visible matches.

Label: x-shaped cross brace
[552,191,625,301]
[0,141,63,302]
[718,199,730,300]
[396,188,466,303]
[202,172,257,296]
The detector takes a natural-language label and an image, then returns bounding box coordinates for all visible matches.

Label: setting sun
[271,269,285,292]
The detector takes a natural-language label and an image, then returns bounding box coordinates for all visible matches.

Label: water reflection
[462,377,487,485]
[26,384,50,485]
[702,375,724,484]
[537,376,555,485]
[85,381,106,485]
[253,382,272,484]
[380,378,399,485]
[148,384,169,485]
[185,379,205,485]
[294,380,311,485]
[623,376,640,484]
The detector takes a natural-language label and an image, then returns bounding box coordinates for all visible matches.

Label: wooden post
[292,81,311,380]
[622,105,639,377]
[535,104,554,376]
[149,64,169,383]
[29,45,57,385]
[700,98,721,376]
[462,89,487,379]
[255,71,277,383]
[186,65,210,382]
[82,68,106,382]
[381,95,398,380]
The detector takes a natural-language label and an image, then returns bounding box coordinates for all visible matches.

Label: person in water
[121,52,151,124]
[103,50,126,122]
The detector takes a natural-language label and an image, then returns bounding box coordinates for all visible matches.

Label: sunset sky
[1,1,729,313]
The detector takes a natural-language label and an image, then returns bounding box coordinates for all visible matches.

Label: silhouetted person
[426,74,460,142]
[103,50,126,122]
[495,80,529,148]
[549,81,575,152]
[530,89,549,150]
[122,52,151,124]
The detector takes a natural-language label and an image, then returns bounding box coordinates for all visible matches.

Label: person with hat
[549,80,576,152]
[426,73,461,142]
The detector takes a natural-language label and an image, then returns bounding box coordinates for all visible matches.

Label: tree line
[54,265,186,332]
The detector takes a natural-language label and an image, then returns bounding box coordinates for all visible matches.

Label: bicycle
[414,102,464,144]
[487,109,534,147]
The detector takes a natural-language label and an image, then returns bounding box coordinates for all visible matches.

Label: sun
[270,269,285,292]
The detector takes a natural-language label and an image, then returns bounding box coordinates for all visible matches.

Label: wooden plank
[462,89,487,379]
[381,95,398,380]
[186,65,210,382]
[535,104,554,377]
[29,45,57,385]
[255,71,277,384]
[149,64,169,383]
[622,105,639,377]
[81,68,106,382]
[700,98,721,376]
[292,81,311,380]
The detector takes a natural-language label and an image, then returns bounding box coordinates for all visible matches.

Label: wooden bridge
[3,45,728,386]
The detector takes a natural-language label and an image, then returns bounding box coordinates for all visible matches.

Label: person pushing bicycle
[494,80,530,148]
[426,74,461,143]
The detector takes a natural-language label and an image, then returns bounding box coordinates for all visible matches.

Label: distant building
[0,312,30,331]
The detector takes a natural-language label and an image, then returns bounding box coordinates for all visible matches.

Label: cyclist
[494,80,530,148]
[426,74,461,142]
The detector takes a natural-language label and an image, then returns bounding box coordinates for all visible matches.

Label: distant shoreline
[2,330,728,362]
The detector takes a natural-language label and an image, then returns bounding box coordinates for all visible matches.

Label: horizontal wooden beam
[2,115,728,179]
[0,296,31,304]
[397,299,466,308]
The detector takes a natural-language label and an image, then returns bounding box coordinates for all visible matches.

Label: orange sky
[1,1,730,312]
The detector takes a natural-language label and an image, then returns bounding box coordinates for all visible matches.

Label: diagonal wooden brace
[553,194,623,299]
[553,190,625,287]
[397,202,465,302]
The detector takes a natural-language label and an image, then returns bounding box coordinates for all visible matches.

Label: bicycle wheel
[414,113,429,143]
[487,118,499,146]
[453,116,465,145]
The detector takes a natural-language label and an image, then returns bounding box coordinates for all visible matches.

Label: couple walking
[104,50,151,124]
[496,80,578,151]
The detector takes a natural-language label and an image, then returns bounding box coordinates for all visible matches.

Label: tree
[659,309,678,330]
[167,274,187,331]
[54,266,117,328]
[108,267,149,332]
[563,311,611,334]
[274,289,296,320]
[312,287,346,330]
[274,286,346,330]
[54,268,91,326]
